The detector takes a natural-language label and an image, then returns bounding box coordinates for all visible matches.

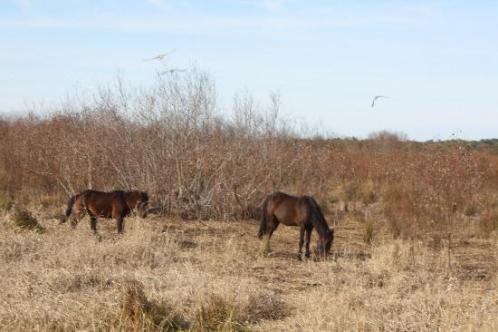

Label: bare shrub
[0,67,495,234]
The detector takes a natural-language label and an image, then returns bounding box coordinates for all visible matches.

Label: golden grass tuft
[194,295,247,332]
[243,292,289,323]
[12,206,44,233]
[110,279,187,331]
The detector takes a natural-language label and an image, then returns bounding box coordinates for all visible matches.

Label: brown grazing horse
[61,190,149,234]
[258,192,334,259]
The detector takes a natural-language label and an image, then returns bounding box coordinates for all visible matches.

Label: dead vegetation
[0,214,496,331]
[0,69,497,330]
[0,69,496,233]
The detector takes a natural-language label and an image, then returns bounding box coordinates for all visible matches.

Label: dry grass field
[1,201,497,332]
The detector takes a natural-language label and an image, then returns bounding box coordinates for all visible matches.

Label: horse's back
[267,192,310,226]
[83,190,129,217]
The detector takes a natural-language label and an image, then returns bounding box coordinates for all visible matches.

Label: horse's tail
[257,196,271,239]
[61,194,78,223]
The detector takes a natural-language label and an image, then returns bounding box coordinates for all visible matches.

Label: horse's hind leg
[263,217,279,255]
[261,233,271,256]
[268,218,279,237]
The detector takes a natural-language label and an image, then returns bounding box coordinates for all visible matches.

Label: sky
[1,0,497,140]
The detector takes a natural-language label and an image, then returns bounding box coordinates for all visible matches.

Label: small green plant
[12,206,44,233]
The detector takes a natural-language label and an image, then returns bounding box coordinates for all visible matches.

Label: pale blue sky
[1,0,497,140]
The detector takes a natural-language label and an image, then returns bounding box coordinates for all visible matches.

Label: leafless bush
[0,68,495,236]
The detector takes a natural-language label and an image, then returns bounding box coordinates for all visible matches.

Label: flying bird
[143,49,176,62]
[371,95,390,108]
[159,68,187,75]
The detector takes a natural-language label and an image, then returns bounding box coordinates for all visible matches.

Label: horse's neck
[315,222,329,238]
[311,209,329,237]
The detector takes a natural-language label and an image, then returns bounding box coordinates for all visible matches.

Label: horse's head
[318,228,334,257]
[136,192,149,218]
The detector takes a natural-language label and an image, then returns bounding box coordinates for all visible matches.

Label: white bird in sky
[143,49,176,62]
[159,68,187,75]
[371,95,390,108]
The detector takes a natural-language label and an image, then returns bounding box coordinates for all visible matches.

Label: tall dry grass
[0,212,497,331]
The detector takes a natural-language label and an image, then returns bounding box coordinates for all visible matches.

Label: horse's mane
[306,196,330,237]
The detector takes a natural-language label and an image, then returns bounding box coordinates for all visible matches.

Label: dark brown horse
[258,192,334,259]
[61,190,149,234]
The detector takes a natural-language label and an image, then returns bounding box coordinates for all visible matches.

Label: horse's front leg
[298,226,305,260]
[70,211,83,228]
[116,216,124,234]
[304,226,312,258]
[89,215,98,234]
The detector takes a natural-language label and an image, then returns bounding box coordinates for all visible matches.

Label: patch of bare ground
[0,209,497,331]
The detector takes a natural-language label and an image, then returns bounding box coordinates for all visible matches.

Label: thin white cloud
[146,0,168,9]
[0,2,445,34]
[0,15,321,32]
[241,0,293,11]
[10,0,32,9]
